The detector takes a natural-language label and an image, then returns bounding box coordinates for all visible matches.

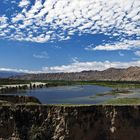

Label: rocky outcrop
[0,95,41,105]
[13,67,140,81]
[0,105,140,140]
[121,67,140,81]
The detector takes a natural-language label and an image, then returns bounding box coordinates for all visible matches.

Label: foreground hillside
[0,105,140,140]
[13,66,140,81]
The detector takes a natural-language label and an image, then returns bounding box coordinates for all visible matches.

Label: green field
[1,79,140,88]
[104,98,140,105]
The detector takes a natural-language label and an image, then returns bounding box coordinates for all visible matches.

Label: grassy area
[95,89,132,97]
[47,104,93,107]
[83,81,140,88]
[104,98,140,105]
[0,79,140,88]
[46,80,140,88]
[0,79,31,85]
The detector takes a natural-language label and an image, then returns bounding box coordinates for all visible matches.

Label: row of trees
[0,83,48,94]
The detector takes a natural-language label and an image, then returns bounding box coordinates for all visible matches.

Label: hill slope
[13,67,140,81]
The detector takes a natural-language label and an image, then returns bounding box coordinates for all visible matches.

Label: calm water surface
[3,85,140,104]
[17,85,113,104]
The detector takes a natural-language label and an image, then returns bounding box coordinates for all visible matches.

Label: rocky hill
[1,105,140,140]
[13,67,140,81]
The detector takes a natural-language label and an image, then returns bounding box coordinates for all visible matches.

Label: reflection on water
[28,85,113,104]
[2,85,140,104]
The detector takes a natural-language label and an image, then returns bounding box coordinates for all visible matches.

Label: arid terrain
[12,67,140,81]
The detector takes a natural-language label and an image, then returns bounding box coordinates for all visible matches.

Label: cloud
[12,14,25,23]
[85,40,140,51]
[72,57,79,63]
[0,68,40,74]
[0,0,139,45]
[19,0,30,7]
[134,51,140,57]
[119,52,124,56]
[1,60,140,73]
[53,45,62,49]
[43,60,140,73]
[33,51,49,59]
[0,15,8,24]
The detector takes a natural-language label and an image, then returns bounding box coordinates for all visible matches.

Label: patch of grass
[1,79,140,88]
[44,103,99,107]
[104,98,140,105]
[48,80,140,88]
[95,89,132,97]
[0,79,31,85]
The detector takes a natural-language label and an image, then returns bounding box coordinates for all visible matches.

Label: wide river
[14,85,113,104]
[3,85,140,104]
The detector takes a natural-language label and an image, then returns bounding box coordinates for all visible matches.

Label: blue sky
[0,0,140,73]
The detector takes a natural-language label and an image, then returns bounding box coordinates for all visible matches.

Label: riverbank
[0,79,140,94]
[0,95,41,105]
[0,104,140,140]
[0,79,140,105]
[0,82,47,94]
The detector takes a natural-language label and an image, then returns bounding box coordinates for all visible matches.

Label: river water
[16,85,113,104]
[2,85,140,104]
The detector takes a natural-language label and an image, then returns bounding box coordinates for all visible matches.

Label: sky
[0,0,140,73]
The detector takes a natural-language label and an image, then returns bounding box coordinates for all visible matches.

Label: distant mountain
[13,67,140,81]
[0,71,25,78]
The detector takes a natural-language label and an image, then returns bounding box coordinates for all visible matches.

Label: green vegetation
[0,79,140,88]
[47,104,93,107]
[0,79,30,85]
[95,89,132,97]
[104,98,140,105]
[0,79,140,106]
[46,80,140,88]
[74,80,140,88]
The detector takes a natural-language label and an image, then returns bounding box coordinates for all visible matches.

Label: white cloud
[0,16,8,24]
[72,57,79,63]
[53,45,62,49]
[43,60,140,73]
[119,52,124,56]
[0,68,41,74]
[12,14,25,23]
[33,51,49,59]
[134,51,140,57]
[0,0,139,45]
[11,0,16,4]
[26,0,43,17]
[33,35,51,43]
[19,0,30,7]
[1,60,140,73]
[85,40,140,51]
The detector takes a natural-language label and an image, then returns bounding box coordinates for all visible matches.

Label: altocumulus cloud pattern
[0,0,140,73]
[0,0,139,48]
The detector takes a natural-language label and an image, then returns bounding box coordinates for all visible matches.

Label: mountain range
[12,66,140,81]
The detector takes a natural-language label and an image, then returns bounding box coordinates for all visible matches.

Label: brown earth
[13,66,140,81]
[0,105,140,140]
